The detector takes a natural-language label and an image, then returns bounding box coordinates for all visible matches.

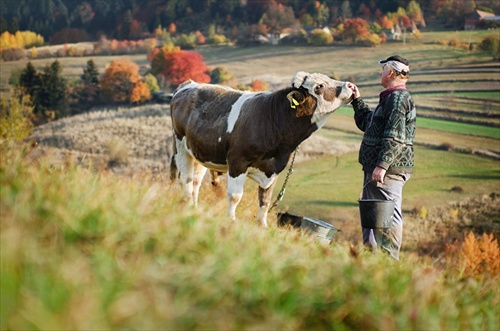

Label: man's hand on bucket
[372,166,386,184]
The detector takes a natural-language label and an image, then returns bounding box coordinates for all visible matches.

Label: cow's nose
[336,86,343,97]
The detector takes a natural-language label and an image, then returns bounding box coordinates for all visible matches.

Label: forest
[1,0,500,43]
[1,0,499,125]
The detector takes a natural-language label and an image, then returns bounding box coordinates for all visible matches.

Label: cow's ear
[291,71,309,88]
[287,91,315,117]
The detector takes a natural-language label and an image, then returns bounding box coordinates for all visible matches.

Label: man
[348,55,416,260]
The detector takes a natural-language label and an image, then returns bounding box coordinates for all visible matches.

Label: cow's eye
[315,84,323,93]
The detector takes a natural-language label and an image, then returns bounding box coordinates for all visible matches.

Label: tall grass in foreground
[1,143,498,330]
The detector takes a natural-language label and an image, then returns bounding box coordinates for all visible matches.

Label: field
[1,29,500,329]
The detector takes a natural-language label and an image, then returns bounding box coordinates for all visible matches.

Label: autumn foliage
[164,50,210,85]
[343,18,370,42]
[0,30,44,51]
[446,231,500,278]
[99,59,151,104]
[149,46,210,87]
[461,232,499,277]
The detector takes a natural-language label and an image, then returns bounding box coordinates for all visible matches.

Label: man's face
[380,64,392,88]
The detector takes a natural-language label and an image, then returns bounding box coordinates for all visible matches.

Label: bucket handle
[359,180,395,202]
[359,180,373,200]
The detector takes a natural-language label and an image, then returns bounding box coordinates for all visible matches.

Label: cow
[169,71,353,227]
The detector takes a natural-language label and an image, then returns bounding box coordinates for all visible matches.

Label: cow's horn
[292,71,308,88]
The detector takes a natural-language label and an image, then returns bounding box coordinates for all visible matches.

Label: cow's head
[289,71,353,124]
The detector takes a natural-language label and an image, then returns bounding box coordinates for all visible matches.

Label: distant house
[464,9,500,30]
[392,24,402,40]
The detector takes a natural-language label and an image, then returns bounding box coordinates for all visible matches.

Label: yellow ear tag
[291,97,299,108]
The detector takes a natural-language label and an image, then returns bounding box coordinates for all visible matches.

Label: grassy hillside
[1,141,498,330]
[1,29,499,329]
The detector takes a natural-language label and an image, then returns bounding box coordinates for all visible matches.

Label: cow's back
[170,82,243,164]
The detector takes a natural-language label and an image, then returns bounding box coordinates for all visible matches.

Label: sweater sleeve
[351,97,372,132]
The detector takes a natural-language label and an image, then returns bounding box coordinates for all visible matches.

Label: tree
[209,67,233,85]
[261,0,296,32]
[315,2,329,26]
[343,18,370,42]
[19,62,39,97]
[148,43,180,77]
[144,73,160,94]
[78,59,100,110]
[479,36,500,60]
[99,59,146,104]
[37,60,67,120]
[407,1,424,27]
[340,0,352,20]
[130,81,151,104]
[161,50,211,86]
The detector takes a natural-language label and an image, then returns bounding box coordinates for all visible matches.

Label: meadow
[1,29,499,329]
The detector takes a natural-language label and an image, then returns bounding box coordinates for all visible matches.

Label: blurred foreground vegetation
[1,96,499,330]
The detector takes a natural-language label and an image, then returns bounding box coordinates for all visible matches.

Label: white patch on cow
[174,136,196,203]
[257,205,269,227]
[227,173,247,220]
[310,82,353,125]
[226,92,255,133]
[247,167,277,189]
[173,81,198,97]
[218,137,221,143]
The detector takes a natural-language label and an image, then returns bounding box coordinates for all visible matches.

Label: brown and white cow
[169,71,353,227]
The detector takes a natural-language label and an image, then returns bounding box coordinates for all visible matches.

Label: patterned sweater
[351,88,416,174]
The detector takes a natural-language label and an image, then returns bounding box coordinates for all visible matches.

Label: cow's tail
[169,132,178,184]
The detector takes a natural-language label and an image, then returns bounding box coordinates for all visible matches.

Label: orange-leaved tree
[343,18,370,42]
[99,59,150,104]
[149,45,210,87]
[164,50,210,86]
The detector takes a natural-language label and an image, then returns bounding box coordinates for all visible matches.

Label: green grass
[1,142,498,330]
[274,145,500,221]
[335,106,500,139]
[417,117,500,139]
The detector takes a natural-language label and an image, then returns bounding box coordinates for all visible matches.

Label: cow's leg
[174,139,196,205]
[257,177,279,228]
[192,162,207,206]
[210,170,221,187]
[227,173,247,221]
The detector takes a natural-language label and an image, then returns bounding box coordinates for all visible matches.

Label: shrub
[1,47,26,61]
[0,91,33,143]
[461,232,500,277]
[209,67,233,85]
[449,38,461,47]
[307,29,333,46]
[207,33,227,45]
[478,35,500,60]
[250,79,268,91]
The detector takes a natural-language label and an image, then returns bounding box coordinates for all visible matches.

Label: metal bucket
[301,217,340,245]
[277,212,340,245]
[358,199,395,229]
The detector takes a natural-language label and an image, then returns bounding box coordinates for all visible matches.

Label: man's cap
[379,55,409,66]
[379,55,410,74]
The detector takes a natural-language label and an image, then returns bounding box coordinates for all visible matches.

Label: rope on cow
[269,147,298,212]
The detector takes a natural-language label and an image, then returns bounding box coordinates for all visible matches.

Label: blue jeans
[361,172,410,260]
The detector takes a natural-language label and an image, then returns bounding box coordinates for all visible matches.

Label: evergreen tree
[38,60,67,120]
[79,59,100,110]
[19,62,40,102]
[340,0,352,20]
[8,17,19,33]
[121,9,133,40]
[0,17,8,34]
